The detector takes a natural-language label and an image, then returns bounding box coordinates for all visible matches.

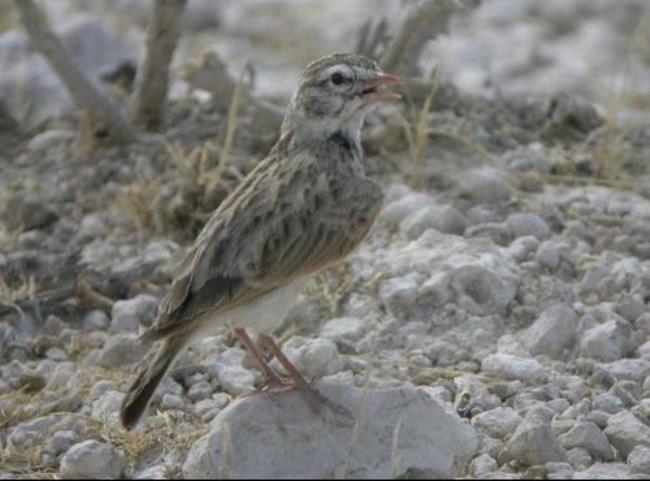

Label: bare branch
[14,0,135,147]
[381,0,480,76]
[182,50,285,135]
[131,0,187,130]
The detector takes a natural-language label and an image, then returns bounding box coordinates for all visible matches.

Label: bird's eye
[330,72,345,85]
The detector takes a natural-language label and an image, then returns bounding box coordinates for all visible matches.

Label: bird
[119,52,401,430]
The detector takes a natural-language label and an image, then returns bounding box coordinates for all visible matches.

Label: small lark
[120,53,401,430]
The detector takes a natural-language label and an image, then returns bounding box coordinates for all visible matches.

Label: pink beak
[361,72,402,102]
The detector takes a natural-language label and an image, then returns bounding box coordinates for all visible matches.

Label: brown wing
[142,155,383,341]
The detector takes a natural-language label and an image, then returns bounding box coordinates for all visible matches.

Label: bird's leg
[258,334,352,418]
[257,334,313,393]
[232,328,283,388]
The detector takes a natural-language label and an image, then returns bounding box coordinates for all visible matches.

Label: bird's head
[283,53,401,139]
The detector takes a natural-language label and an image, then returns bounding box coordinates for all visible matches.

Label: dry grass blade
[218,59,250,179]
[593,4,650,180]
[117,180,161,232]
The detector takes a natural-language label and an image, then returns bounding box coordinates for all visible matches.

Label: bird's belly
[197,279,306,338]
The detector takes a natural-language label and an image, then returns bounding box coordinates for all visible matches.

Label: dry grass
[399,66,443,161]
[0,274,37,320]
[592,4,650,181]
[117,179,161,233]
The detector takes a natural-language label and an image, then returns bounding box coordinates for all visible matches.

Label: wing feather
[142,153,383,341]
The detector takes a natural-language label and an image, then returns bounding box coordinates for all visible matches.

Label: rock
[593,392,625,414]
[585,410,611,430]
[506,143,552,173]
[320,317,369,342]
[470,453,498,477]
[580,319,633,362]
[481,353,546,383]
[82,310,110,331]
[44,430,78,457]
[499,406,567,466]
[379,273,420,318]
[617,294,646,323]
[281,337,343,378]
[183,383,477,478]
[546,462,574,480]
[598,359,650,382]
[91,390,124,424]
[161,393,184,411]
[110,294,158,333]
[506,213,550,240]
[604,410,650,458]
[400,205,468,238]
[27,129,75,152]
[188,381,213,402]
[521,304,577,359]
[536,240,562,270]
[507,235,539,262]
[636,313,650,335]
[89,380,114,398]
[96,334,148,368]
[566,447,592,469]
[559,421,614,461]
[207,347,257,396]
[60,440,125,479]
[629,445,650,475]
[8,415,67,448]
[380,193,437,226]
[471,407,522,439]
[134,464,173,479]
[456,167,512,204]
[573,462,640,479]
[3,194,58,232]
[373,231,519,321]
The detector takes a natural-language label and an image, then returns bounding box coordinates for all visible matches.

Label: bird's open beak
[361,73,402,102]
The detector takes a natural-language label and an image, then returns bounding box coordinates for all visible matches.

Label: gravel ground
[1,0,650,479]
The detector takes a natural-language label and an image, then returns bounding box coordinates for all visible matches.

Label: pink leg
[233,328,283,388]
[258,334,352,418]
[258,334,315,393]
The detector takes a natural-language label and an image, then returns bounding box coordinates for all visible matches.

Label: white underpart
[190,278,307,344]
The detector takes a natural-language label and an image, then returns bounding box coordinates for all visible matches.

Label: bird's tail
[119,335,187,430]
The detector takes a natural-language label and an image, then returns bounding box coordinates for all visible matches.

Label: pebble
[559,421,614,461]
[60,440,125,479]
[161,393,184,410]
[481,353,546,383]
[110,294,159,333]
[499,406,567,466]
[400,205,468,238]
[506,212,550,240]
[319,317,368,342]
[456,167,512,203]
[187,381,213,402]
[604,410,650,458]
[628,445,650,475]
[281,336,343,378]
[471,407,522,439]
[470,453,498,477]
[82,310,110,331]
[521,304,577,359]
[96,334,148,368]
[580,319,633,362]
[507,235,539,262]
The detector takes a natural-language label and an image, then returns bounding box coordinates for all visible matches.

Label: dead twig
[381,0,480,76]
[130,0,187,130]
[14,0,135,148]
